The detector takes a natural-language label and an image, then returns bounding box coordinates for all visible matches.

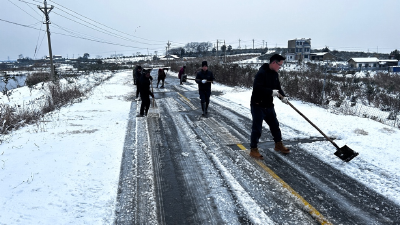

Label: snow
[1,69,400,224]
[0,71,132,224]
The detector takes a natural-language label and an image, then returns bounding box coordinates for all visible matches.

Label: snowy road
[115,71,400,224]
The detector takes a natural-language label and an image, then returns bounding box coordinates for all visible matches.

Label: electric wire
[0,18,152,50]
[48,0,171,44]
[34,16,45,58]
[52,8,165,46]
[8,0,41,21]
[51,11,164,46]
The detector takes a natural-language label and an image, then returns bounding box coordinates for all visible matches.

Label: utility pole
[167,41,171,66]
[238,39,241,49]
[252,39,254,50]
[216,40,219,59]
[224,40,226,62]
[38,0,55,79]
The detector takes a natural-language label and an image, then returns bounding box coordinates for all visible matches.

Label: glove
[281,97,288,104]
[272,90,279,97]
[202,79,207,84]
[150,92,154,98]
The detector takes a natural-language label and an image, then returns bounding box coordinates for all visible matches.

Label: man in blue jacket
[249,54,289,159]
[195,61,214,116]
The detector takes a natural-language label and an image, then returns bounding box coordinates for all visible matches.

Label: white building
[348,57,398,68]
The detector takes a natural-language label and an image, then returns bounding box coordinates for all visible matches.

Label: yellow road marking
[237,144,332,225]
[177,92,190,102]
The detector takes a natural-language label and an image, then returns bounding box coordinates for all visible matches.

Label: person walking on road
[138,69,154,117]
[157,68,166,88]
[249,54,290,159]
[195,61,214,116]
[134,66,143,100]
[178,66,186,85]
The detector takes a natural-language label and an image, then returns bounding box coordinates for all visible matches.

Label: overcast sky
[1,0,399,60]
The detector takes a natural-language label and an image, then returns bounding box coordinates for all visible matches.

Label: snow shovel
[279,94,359,162]
[186,77,213,83]
[147,80,158,116]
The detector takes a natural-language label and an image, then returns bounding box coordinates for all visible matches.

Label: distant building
[379,59,398,67]
[348,57,398,68]
[310,52,337,61]
[45,55,63,60]
[287,38,311,61]
[158,54,180,61]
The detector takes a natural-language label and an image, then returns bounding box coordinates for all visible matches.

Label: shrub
[25,72,50,87]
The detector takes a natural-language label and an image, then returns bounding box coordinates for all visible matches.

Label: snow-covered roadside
[0,72,114,109]
[0,71,133,224]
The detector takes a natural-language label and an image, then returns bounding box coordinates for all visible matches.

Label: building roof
[379,59,398,62]
[311,52,328,56]
[348,57,398,63]
[348,57,379,63]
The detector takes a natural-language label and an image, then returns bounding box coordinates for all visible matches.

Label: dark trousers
[250,104,282,148]
[199,89,211,104]
[136,84,140,98]
[157,78,165,87]
[140,95,151,115]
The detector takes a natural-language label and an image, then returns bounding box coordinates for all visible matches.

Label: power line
[16,0,38,6]
[48,0,167,44]
[8,0,41,21]
[0,18,155,51]
[51,8,164,46]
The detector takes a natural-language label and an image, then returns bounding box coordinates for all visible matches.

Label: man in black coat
[134,66,143,100]
[249,54,289,159]
[138,69,154,117]
[195,61,215,116]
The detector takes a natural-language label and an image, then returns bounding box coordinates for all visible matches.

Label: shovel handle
[279,94,340,149]
[186,78,213,83]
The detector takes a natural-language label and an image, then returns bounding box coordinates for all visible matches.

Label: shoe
[249,148,263,159]
[274,141,290,154]
[137,114,144,117]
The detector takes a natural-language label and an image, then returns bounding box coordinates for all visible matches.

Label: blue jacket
[250,63,285,108]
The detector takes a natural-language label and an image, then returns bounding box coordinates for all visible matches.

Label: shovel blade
[334,145,359,162]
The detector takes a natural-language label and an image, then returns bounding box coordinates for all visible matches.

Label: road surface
[115,70,400,224]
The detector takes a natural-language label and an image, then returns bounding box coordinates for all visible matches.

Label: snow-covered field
[0,69,399,224]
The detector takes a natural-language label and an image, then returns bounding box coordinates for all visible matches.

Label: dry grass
[0,73,110,142]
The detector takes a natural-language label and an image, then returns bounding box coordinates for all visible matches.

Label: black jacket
[250,63,285,108]
[134,70,142,85]
[139,75,154,98]
[195,69,214,91]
